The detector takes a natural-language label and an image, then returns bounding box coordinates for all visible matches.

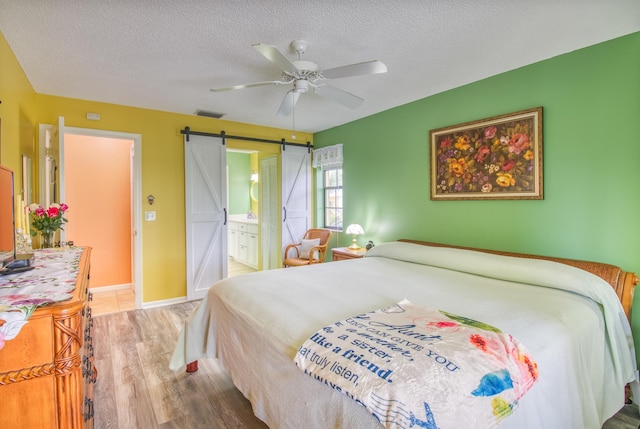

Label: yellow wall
[0,32,38,189]
[0,30,312,303]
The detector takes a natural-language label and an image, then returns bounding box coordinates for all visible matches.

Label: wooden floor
[91,258,255,317]
[91,287,136,316]
[227,257,257,277]
[608,406,640,429]
[92,300,268,428]
[90,281,639,428]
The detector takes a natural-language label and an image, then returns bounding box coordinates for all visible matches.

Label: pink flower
[508,342,539,398]
[470,334,489,351]
[470,333,504,355]
[47,206,60,218]
[439,136,453,149]
[475,145,491,163]
[508,133,530,154]
[28,203,69,235]
[501,160,516,171]
[430,321,458,328]
[2,294,30,301]
[484,126,497,139]
[413,316,459,331]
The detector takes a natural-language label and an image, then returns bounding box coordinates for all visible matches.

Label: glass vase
[41,232,54,249]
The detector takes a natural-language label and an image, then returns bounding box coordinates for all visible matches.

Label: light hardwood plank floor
[91,258,254,317]
[91,301,640,429]
[228,257,257,277]
[91,287,136,316]
[93,301,267,428]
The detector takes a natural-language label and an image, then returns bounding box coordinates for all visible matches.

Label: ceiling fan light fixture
[211,39,387,117]
[293,80,309,93]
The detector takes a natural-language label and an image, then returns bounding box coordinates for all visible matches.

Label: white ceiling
[1,1,638,133]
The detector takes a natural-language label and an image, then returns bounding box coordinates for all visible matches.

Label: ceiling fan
[211,40,387,117]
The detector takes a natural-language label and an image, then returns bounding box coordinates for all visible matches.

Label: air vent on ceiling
[195,109,225,119]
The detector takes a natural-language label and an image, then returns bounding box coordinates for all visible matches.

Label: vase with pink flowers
[28,203,69,248]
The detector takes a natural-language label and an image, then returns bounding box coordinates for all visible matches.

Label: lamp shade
[346,224,364,250]
[345,224,364,235]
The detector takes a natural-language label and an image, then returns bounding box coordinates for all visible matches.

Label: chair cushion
[299,238,321,259]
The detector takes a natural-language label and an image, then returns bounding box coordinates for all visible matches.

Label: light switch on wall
[145,211,156,221]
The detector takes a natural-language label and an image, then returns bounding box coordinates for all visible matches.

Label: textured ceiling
[1,1,639,133]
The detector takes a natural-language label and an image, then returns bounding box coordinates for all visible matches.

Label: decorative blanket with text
[294,299,539,429]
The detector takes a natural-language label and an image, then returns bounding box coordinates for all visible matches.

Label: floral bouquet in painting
[430,108,542,200]
[28,203,69,236]
[435,125,535,195]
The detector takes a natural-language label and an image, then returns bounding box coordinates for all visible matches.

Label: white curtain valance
[312,144,343,169]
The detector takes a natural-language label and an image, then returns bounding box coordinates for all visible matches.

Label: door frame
[38,118,64,210]
[44,125,143,310]
[260,155,279,270]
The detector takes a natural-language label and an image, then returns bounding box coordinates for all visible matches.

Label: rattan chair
[283,228,332,267]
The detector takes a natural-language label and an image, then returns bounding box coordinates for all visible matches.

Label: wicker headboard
[399,239,639,320]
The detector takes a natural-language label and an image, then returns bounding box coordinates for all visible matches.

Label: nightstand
[331,247,367,261]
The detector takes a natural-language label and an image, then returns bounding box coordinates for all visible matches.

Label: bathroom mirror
[250,181,259,202]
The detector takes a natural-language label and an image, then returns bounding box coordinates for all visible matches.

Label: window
[323,167,343,230]
[313,144,343,230]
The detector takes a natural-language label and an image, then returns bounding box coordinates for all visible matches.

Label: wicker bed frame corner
[398,239,639,320]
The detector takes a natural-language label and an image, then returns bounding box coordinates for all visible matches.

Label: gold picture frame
[430,107,543,200]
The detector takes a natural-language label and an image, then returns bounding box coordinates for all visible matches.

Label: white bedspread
[171,242,638,429]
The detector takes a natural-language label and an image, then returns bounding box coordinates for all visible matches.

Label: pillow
[299,238,321,259]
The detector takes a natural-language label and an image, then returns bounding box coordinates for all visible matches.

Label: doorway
[226,150,280,273]
[226,149,259,277]
[46,125,143,311]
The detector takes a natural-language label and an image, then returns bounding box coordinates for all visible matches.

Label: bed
[170,240,639,429]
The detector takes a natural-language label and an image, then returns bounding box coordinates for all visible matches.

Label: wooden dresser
[0,248,95,428]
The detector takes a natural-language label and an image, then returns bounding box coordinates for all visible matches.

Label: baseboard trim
[89,283,133,292]
[141,296,188,310]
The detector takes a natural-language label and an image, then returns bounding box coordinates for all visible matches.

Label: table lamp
[345,224,364,250]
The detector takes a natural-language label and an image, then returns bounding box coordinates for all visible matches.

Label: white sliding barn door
[185,134,227,300]
[281,145,311,259]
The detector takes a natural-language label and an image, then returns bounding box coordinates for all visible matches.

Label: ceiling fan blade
[253,43,298,74]
[277,90,301,117]
[321,60,387,80]
[317,85,364,109]
[211,80,284,92]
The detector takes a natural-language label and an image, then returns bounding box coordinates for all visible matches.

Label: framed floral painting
[430,107,543,200]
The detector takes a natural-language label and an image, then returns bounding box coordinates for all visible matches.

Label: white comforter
[171,242,638,429]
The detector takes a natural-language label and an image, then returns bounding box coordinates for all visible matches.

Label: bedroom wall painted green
[315,32,640,347]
